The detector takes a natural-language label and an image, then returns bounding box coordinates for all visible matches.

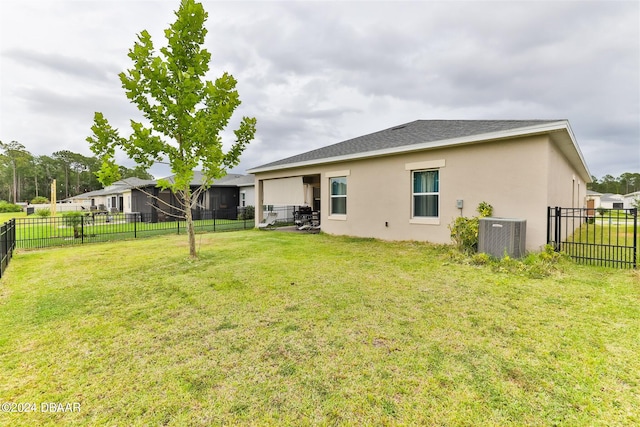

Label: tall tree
[0,141,32,203]
[53,150,75,199]
[36,155,61,200]
[119,165,154,181]
[618,172,640,194]
[88,0,256,257]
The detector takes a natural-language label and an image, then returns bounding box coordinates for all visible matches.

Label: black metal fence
[547,207,638,269]
[0,219,17,278]
[15,209,255,250]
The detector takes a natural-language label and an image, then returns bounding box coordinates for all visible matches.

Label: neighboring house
[586,190,602,208]
[68,173,255,220]
[129,172,255,220]
[599,193,624,210]
[67,177,156,212]
[585,189,602,215]
[247,119,591,252]
[222,174,256,210]
[623,191,640,209]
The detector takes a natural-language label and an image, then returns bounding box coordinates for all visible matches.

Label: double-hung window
[412,170,439,217]
[330,177,347,215]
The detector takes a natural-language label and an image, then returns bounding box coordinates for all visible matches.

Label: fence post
[81,215,85,244]
[134,214,137,239]
[213,209,216,232]
[1,222,6,278]
[554,207,562,252]
[632,208,638,269]
[9,219,15,253]
[547,206,552,247]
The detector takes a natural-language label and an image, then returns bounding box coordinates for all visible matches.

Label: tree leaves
[86,0,257,257]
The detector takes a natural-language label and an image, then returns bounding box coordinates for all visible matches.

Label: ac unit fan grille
[478,218,526,258]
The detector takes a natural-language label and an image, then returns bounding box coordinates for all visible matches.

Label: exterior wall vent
[478,218,527,258]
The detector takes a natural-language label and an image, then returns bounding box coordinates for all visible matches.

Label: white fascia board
[248,121,572,174]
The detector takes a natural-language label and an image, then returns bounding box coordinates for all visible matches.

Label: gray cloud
[4,49,116,83]
[0,0,638,180]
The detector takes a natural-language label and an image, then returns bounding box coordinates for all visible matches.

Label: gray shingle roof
[69,173,255,200]
[68,177,157,199]
[159,171,252,186]
[249,119,563,171]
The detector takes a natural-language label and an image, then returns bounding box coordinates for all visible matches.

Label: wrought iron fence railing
[0,219,16,278]
[15,209,255,250]
[547,207,637,269]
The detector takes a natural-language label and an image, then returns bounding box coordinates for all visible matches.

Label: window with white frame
[330,177,347,215]
[240,191,246,207]
[412,170,439,217]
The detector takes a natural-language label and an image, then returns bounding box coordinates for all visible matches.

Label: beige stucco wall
[255,134,585,252]
[547,140,587,209]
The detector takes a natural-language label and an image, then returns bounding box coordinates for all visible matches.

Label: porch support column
[256,179,264,225]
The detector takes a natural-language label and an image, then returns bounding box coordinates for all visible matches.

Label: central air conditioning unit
[478,218,527,258]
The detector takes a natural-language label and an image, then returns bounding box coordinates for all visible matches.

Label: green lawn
[0,211,26,222]
[0,231,638,426]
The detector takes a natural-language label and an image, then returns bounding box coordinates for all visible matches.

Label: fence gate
[547,207,637,269]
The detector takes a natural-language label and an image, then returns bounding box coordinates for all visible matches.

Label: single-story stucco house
[623,191,640,209]
[247,119,592,252]
[599,193,625,210]
[69,173,255,220]
[66,177,157,212]
[586,190,602,209]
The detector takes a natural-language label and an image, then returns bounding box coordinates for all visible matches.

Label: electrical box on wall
[456,199,464,209]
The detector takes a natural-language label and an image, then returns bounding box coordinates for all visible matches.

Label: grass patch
[0,231,639,425]
[0,211,26,222]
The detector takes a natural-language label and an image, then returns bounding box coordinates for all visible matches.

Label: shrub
[470,252,491,265]
[450,244,569,278]
[31,196,49,204]
[476,201,493,217]
[450,216,480,254]
[238,205,255,220]
[63,211,85,238]
[449,201,493,254]
[0,201,23,213]
[35,208,51,217]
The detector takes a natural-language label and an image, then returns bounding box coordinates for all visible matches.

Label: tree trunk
[76,167,81,195]
[11,161,17,203]
[183,190,197,258]
[64,167,69,199]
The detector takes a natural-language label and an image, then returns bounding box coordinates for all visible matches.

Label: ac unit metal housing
[478,218,527,258]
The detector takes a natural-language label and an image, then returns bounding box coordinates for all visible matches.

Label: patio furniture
[258,212,278,230]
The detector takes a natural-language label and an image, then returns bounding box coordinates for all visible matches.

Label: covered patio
[257,174,321,229]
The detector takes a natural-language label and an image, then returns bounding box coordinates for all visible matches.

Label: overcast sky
[1,0,638,180]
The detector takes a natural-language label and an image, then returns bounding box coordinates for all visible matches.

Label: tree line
[0,140,153,204]
[588,172,640,195]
